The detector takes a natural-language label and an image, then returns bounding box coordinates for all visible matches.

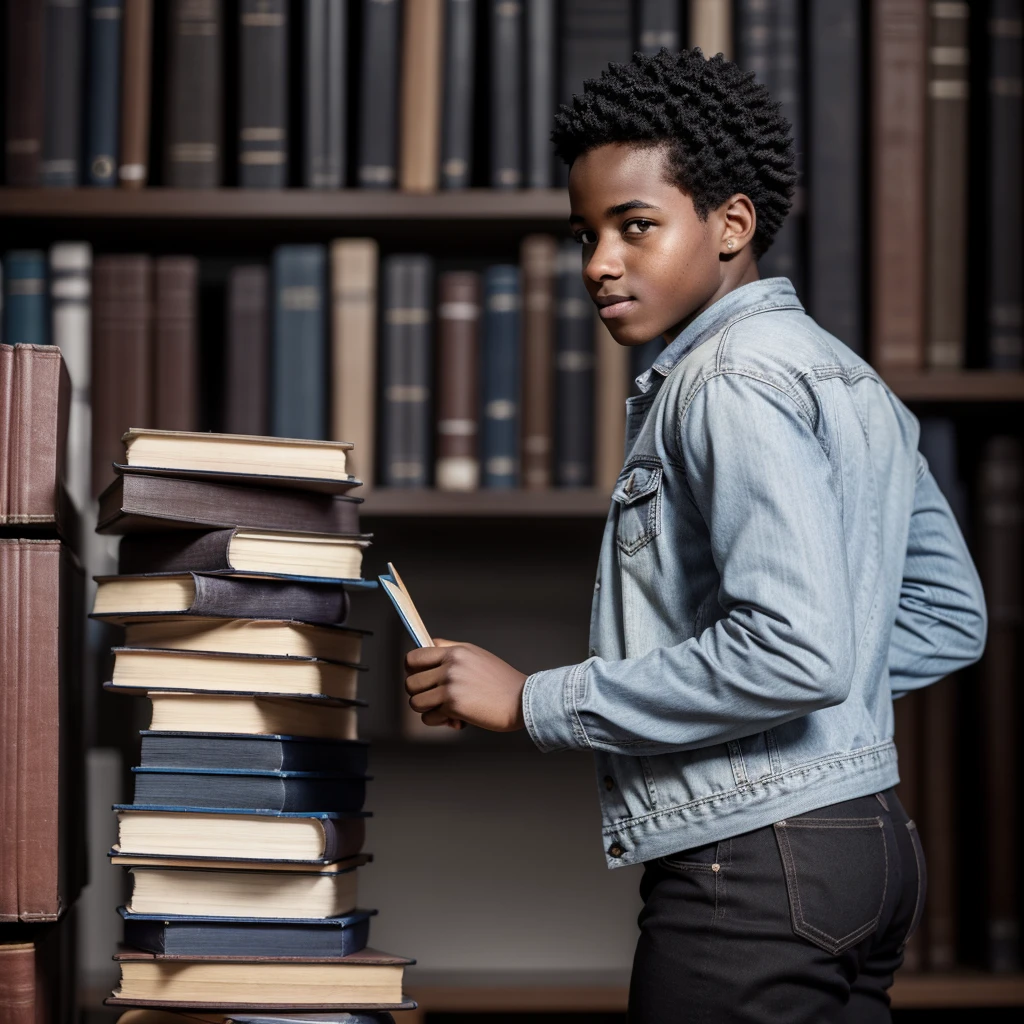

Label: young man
[404,49,986,1022]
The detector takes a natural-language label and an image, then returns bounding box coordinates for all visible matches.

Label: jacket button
[608,843,625,858]
[594,581,601,592]
[603,775,615,791]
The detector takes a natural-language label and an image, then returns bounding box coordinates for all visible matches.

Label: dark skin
[404,141,760,732]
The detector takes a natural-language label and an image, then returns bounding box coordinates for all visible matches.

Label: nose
[583,233,624,284]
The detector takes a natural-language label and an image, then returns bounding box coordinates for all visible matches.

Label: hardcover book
[3,251,48,346]
[357,0,401,188]
[225,266,270,436]
[304,0,347,188]
[119,0,153,188]
[441,0,477,188]
[41,0,85,187]
[400,0,443,192]
[153,258,200,431]
[85,0,123,187]
[481,265,521,487]
[5,0,45,186]
[491,0,523,188]
[239,0,289,187]
[520,235,556,488]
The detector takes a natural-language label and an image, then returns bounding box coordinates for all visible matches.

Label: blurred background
[0,0,1022,1021]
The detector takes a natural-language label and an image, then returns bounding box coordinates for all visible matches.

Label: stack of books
[89,428,414,1013]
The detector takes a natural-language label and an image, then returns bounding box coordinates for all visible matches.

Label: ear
[718,193,757,258]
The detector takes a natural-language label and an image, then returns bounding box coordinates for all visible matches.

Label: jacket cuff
[522,662,590,753]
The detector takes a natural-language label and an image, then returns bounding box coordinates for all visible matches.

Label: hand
[405,639,528,733]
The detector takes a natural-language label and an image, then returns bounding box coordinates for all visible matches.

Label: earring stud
[726,239,735,250]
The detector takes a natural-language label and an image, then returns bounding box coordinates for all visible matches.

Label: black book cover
[140,732,369,774]
[638,0,680,55]
[357,0,400,188]
[239,0,289,187]
[440,0,476,188]
[490,0,522,188]
[304,0,346,188]
[41,0,85,186]
[525,0,555,188]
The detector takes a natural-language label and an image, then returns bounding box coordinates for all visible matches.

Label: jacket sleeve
[522,371,859,756]
[887,453,987,695]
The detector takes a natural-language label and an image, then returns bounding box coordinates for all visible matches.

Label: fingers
[421,708,462,728]
[405,664,448,696]
[432,638,459,647]
[408,683,447,714]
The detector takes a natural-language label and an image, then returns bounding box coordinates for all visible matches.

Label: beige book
[689,0,733,59]
[399,0,444,192]
[110,853,368,874]
[594,313,629,494]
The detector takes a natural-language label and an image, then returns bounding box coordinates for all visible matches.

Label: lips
[596,295,637,320]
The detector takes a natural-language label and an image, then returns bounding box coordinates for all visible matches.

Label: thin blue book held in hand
[379,563,433,649]
[3,251,48,346]
[481,265,521,488]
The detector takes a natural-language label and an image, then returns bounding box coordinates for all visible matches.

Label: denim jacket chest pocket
[612,459,664,555]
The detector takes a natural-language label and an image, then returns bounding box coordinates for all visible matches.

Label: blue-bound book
[272,245,327,440]
[119,906,376,958]
[481,265,521,488]
[3,251,48,345]
[554,242,593,486]
[85,0,122,187]
[440,0,476,188]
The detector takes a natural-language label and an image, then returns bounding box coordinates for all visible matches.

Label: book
[481,265,521,487]
[225,266,270,436]
[138,731,368,775]
[273,245,327,440]
[555,241,594,486]
[117,528,369,579]
[111,1011,396,1024]
[400,0,443,192]
[91,254,152,496]
[525,0,555,188]
[239,0,289,187]
[96,472,361,535]
[330,239,379,487]
[594,313,627,493]
[120,907,375,959]
[164,0,222,187]
[357,0,401,188]
[0,911,77,1024]
[41,0,85,187]
[119,0,153,188]
[871,0,927,370]
[520,234,556,488]
[378,563,433,650]
[116,807,365,862]
[85,0,123,187]
[111,853,369,872]
[131,768,368,814]
[435,271,481,491]
[303,0,347,188]
[109,948,411,1007]
[440,0,476,189]
[4,0,45,187]
[3,251,47,345]
[0,540,86,922]
[638,0,680,54]
[491,0,523,188]
[108,647,363,701]
[688,0,732,58]
[153,257,200,431]
[92,572,354,626]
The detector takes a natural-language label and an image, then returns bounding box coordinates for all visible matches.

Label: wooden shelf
[360,487,612,518]
[882,370,1024,402]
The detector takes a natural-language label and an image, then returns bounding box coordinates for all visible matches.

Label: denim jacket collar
[635,277,804,393]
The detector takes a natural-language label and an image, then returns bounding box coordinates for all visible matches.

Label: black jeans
[628,790,926,1023]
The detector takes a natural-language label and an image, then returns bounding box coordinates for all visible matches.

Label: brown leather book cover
[0,944,35,1024]
[0,540,86,923]
[153,257,199,431]
[399,0,443,193]
[892,687,923,970]
[225,265,269,436]
[119,0,154,188]
[926,1,969,368]
[520,235,557,490]
[4,0,45,186]
[435,271,481,491]
[871,0,927,370]
[91,255,153,497]
[594,313,627,494]
[0,916,77,1024]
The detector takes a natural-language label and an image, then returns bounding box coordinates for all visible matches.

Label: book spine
[807,0,863,353]
[239,0,289,187]
[272,246,327,440]
[0,945,36,1019]
[481,265,521,488]
[555,241,594,487]
[436,271,481,490]
[152,256,199,431]
[224,265,270,435]
[638,0,680,54]
[987,0,1023,369]
[4,0,45,186]
[164,0,222,188]
[525,0,554,187]
[687,0,732,58]
[85,0,123,187]
[303,0,346,188]
[520,234,556,488]
[191,574,350,626]
[118,529,234,574]
[330,238,379,486]
[490,0,523,188]
[400,0,443,192]
[357,0,400,188]
[119,0,153,188]
[50,243,93,512]
[736,0,774,91]
[871,0,927,370]
[441,0,476,189]
[594,313,627,493]
[42,0,85,187]
[3,252,48,347]
[381,255,434,487]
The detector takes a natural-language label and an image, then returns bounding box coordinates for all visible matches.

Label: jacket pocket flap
[612,464,662,506]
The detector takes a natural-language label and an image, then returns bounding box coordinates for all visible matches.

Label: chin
[604,320,659,347]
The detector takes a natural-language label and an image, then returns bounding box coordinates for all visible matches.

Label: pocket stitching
[899,820,925,953]
[615,465,663,556]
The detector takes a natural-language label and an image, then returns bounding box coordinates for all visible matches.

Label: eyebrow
[568,199,661,225]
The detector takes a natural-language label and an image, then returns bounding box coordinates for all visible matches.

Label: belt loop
[875,792,890,812]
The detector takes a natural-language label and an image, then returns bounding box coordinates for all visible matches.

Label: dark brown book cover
[119,0,153,188]
[871,0,927,370]
[4,0,45,186]
[0,913,78,1024]
[892,687,923,970]
[0,540,86,923]
[435,271,481,491]
[153,257,199,431]
[520,235,556,489]
[91,255,152,497]
[225,265,269,436]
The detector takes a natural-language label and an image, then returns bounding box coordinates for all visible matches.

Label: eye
[573,229,597,245]
[624,219,654,236]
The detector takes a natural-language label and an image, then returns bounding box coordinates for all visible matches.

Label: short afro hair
[551,48,797,258]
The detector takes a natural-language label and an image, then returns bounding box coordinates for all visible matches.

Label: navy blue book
[554,242,593,486]
[481,265,521,488]
[85,0,123,187]
[139,732,369,775]
[42,0,85,186]
[3,251,48,345]
[119,906,376,958]
[440,0,476,189]
[272,245,327,440]
[357,0,400,188]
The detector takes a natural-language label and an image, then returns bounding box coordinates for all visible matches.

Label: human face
[567,142,757,346]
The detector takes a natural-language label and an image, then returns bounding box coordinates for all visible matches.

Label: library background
[0,0,1021,1020]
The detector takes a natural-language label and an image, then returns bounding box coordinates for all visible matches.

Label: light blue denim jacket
[522,278,987,868]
